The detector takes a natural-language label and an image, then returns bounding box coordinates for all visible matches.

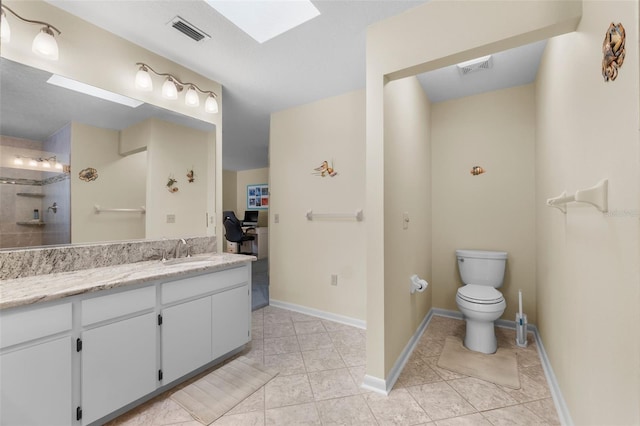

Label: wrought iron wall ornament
[602,22,625,82]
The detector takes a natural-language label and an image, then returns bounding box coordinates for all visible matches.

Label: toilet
[455,249,507,354]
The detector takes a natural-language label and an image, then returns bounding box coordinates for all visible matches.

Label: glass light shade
[28,159,38,167]
[162,78,178,100]
[55,161,63,170]
[1,12,10,43]
[13,157,23,165]
[205,95,219,114]
[135,68,153,91]
[185,86,199,107]
[42,160,51,168]
[32,27,59,60]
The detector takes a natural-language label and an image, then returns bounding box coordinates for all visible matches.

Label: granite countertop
[0,253,256,310]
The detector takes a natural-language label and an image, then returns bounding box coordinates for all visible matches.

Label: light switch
[402,212,409,230]
[166,214,175,224]
[274,213,279,224]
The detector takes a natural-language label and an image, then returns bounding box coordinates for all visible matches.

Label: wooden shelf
[16,221,46,227]
[16,193,45,198]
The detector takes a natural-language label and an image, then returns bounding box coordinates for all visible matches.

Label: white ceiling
[41,0,546,171]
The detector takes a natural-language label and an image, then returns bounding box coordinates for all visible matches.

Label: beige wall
[270,90,366,320]
[382,76,432,374]
[145,119,211,239]
[222,170,238,215]
[535,1,640,424]
[366,0,581,382]
[71,123,146,243]
[431,84,536,323]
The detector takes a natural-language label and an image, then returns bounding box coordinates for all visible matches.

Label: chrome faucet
[175,238,187,259]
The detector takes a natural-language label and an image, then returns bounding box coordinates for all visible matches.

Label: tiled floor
[108,307,560,425]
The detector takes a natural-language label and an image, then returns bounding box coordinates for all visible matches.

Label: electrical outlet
[274,213,279,224]
[331,274,338,286]
[166,214,175,224]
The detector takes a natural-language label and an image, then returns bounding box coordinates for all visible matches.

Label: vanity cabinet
[0,262,251,426]
[0,303,73,426]
[160,267,251,384]
[161,297,213,384]
[80,286,157,425]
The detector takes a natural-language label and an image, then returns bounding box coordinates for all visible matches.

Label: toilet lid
[457,285,504,304]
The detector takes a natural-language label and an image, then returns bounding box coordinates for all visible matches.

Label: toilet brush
[516,290,528,347]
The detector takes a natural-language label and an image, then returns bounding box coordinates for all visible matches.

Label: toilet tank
[456,249,507,288]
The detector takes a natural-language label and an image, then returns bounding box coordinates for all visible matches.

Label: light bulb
[162,78,178,100]
[1,10,10,43]
[205,94,219,114]
[55,161,63,170]
[185,86,199,107]
[42,160,51,168]
[14,157,23,165]
[135,67,153,91]
[32,27,59,60]
[28,159,38,167]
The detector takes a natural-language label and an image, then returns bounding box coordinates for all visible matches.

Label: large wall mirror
[0,57,216,250]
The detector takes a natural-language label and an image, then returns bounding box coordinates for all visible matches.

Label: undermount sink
[161,255,214,266]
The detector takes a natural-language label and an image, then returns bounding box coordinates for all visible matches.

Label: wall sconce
[14,155,65,170]
[134,63,219,114]
[0,5,62,60]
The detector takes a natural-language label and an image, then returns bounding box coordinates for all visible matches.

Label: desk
[244,227,268,259]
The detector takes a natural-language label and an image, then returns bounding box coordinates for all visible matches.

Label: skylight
[205,0,320,43]
[47,75,144,108]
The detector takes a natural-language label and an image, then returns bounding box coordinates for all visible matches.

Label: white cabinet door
[81,313,157,425]
[161,297,212,384]
[0,336,73,426]
[212,285,250,360]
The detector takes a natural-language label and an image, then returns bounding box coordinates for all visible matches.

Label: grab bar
[94,205,146,214]
[306,209,363,221]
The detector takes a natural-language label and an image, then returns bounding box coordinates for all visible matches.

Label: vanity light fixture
[185,85,200,107]
[134,63,219,113]
[161,77,179,100]
[0,4,62,60]
[14,155,65,170]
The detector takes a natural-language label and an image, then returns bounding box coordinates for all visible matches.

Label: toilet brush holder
[515,312,528,347]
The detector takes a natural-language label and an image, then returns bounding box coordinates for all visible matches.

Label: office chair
[223,210,240,223]
[223,216,255,255]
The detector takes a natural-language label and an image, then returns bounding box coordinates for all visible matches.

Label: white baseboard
[269,299,366,329]
[529,326,573,426]
[363,309,434,395]
[361,374,387,394]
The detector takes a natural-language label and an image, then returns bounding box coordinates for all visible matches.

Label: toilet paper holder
[410,275,428,294]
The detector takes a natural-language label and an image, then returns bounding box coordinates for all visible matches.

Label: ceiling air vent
[457,55,493,75]
[168,16,211,42]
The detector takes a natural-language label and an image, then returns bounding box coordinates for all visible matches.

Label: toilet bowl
[455,249,507,354]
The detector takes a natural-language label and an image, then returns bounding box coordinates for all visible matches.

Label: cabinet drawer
[162,266,248,305]
[0,303,72,349]
[82,286,156,326]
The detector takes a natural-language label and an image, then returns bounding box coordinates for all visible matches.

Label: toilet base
[464,320,497,354]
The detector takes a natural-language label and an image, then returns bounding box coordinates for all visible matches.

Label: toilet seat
[457,285,504,305]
